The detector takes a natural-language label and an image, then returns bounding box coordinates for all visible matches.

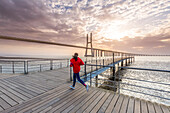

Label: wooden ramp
[0,68,169,113]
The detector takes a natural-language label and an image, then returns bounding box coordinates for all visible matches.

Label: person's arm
[70,59,73,67]
[80,59,84,65]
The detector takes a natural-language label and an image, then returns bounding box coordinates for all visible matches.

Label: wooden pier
[0,67,169,113]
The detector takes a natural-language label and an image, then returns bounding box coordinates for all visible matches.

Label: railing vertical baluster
[27,61,28,74]
[60,62,62,68]
[0,65,2,73]
[103,59,104,66]
[96,74,98,87]
[24,61,26,74]
[85,61,87,81]
[50,60,53,70]
[113,53,115,80]
[90,66,92,86]
[96,50,97,70]
[12,61,15,74]
[70,66,72,81]
[121,53,123,68]
[118,67,120,94]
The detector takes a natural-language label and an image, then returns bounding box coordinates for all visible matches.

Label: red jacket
[70,57,84,73]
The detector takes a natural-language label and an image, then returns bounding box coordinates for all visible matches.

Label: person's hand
[70,63,73,66]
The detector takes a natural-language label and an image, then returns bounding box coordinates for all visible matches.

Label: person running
[70,53,89,92]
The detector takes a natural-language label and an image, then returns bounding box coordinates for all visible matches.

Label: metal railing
[0,59,69,74]
[72,63,170,102]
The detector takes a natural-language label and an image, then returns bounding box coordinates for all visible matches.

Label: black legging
[73,72,86,87]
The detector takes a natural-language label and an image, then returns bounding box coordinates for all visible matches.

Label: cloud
[0,0,170,55]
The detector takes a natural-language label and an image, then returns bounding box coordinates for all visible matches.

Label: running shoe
[70,85,75,89]
[86,85,89,92]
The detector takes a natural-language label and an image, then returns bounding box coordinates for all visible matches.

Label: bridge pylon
[85,33,94,57]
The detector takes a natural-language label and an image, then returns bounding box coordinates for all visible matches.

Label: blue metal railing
[78,63,170,101]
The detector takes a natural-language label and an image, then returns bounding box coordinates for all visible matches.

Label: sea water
[119,56,170,106]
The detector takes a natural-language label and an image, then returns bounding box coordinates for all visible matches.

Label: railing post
[96,50,97,70]
[103,59,104,66]
[27,61,28,74]
[12,61,15,74]
[90,66,92,86]
[96,59,97,70]
[95,75,98,87]
[24,61,27,74]
[84,61,87,81]
[70,67,72,81]
[50,60,53,70]
[131,57,132,63]
[113,53,115,80]
[121,53,123,68]
[0,65,2,73]
[118,67,120,94]
[60,62,62,68]
[125,55,128,66]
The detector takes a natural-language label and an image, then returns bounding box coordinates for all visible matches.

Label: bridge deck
[0,67,169,113]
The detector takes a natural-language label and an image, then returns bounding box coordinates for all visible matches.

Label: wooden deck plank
[75,91,102,113]
[0,87,23,104]
[2,79,38,96]
[0,82,29,101]
[112,94,124,113]
[12,74,60,89]
[105,94,119,113]
[161,105,170,113]
[141,100,148,113]
[32,87,85,113]
[2,83,69,113]
[90,92,110,113]
[68,90,99,113]
[0,97,11,110]
[54,89,91,113]
[82,92,106,113]
[0,80,34,99]
[6,76,49,92]
[46,87,86,113]
[17,85,80,113]
[147,102,156,113]
[0,106,3,111]
[153,103,163,113]
[119,96,129,113]
[28,72,67,83]
[6,77,50,92]
[134,98,141,113]
[61,90,97,113]
[127,97,135,113]
[97,94,114,113]
[0,91,18,106]
[4,78,46,94]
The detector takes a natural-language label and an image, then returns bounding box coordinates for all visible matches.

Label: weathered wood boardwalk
[0,67,169,113]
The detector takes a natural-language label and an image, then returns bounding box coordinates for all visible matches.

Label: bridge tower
[85,33,94,57]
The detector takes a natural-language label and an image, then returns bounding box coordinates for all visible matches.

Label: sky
[0,0,170,57]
